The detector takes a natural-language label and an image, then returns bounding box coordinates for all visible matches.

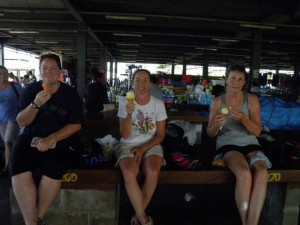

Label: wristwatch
[30,101,41,109]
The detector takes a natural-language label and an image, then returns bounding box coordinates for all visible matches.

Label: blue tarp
[260,96,300,130]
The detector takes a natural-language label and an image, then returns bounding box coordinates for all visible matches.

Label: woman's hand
[36,137,56,152]
[34,90,51,106]
[126,101,135,117]
[230,108,245,122]
[215,113,226,128]
[131,146,145,166]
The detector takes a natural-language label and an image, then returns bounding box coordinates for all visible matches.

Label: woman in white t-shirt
[115,69,167,225]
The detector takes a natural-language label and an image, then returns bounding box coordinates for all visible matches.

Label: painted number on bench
[62,173,78,182]
[268,173,281,182]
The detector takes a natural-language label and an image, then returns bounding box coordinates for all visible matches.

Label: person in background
[207,64,271,225]
[0,66,23,175]
[9,53,83,225]
[9,72,20,83]
[21,75,30,88]
[114,69,167,225]
[84,72,115,112]
[149,75,163,101]
[250,81,261,94]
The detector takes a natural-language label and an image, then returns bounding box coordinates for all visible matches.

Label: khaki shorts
[114,143,166,167]
[0,121,20,142]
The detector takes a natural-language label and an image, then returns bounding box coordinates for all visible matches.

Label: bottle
[184,192,196,202]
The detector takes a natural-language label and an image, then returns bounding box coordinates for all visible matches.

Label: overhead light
[120,50,139,53]
[117,43,140,46]
[240,24,276,30]
[195,47,217,51]
[106,15,145,21]
[113,33,142,37]
[51,48,73,51]
[35,41,58,44]
[212,38,238,42]
[268,52,288,56]
[9,30,39,34]
[121,54,137,57]
[0,12,4,16]
[184,52,202,56]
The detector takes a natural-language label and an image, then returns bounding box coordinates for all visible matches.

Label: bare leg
[36,175,62,219]
[224,152,252,225]
[119,157,149,224]
[3,141,12,171]
[11,172,38,225]
[247,162,268,225]
[141,155,162,209]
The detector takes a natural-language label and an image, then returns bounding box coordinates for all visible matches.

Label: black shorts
[9,133,80,180]
[215,144,262,157]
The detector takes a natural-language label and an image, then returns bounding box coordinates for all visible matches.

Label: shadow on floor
[118,183,241,225]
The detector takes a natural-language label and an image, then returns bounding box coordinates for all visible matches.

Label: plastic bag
[168,120,203,145]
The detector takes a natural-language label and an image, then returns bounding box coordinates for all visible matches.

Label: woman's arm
[17,89,51,127]
[16,104,40,127]
[119,100,135,139]
[207,97,225,137]
[119,115,133,139]
[36,123,81,152]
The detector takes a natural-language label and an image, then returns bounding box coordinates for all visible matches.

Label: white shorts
[114,143,166,167]
[0,121,20,143]
[248,151,272,169]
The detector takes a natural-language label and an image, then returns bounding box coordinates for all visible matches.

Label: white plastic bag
[168,120,202,145]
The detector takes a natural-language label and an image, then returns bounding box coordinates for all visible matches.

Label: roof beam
[59,0,113,60]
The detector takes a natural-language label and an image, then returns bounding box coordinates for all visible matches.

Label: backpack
[162,123,202,170]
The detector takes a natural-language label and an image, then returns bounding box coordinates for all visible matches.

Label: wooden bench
[61,168,300,190]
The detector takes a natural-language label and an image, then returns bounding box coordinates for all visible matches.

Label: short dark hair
[133,69,151,80]
[39,53,62,69]
[225,64,247,80]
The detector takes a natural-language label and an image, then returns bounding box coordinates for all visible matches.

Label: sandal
[143,217,153,225]
[37,218,48,225]
[130,215,140,225]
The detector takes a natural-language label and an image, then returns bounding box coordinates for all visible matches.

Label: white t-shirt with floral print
[117,96,167,144]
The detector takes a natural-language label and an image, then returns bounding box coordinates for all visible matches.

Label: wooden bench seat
[62,168,300,189]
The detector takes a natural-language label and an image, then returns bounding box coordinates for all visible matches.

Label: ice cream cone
[42,83,49,90]
[219,107,231,131]
[221,107,230,115]
[126,91,135,103]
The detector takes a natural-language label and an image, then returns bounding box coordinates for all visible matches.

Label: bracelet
[30,101,41,109]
